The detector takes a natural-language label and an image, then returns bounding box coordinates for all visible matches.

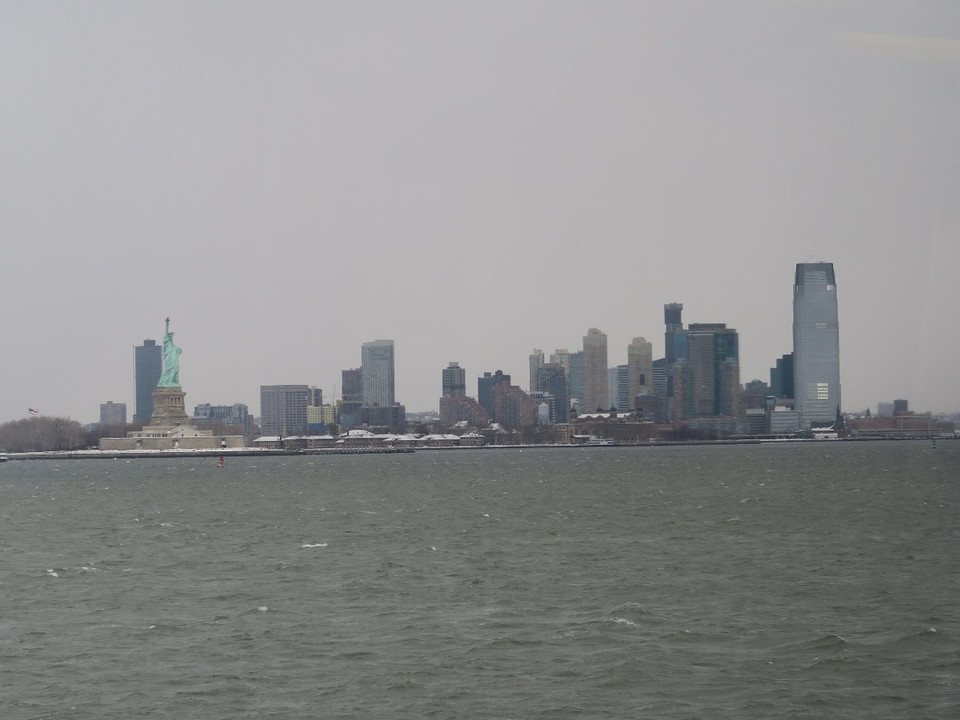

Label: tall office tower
[342,369,362,404]
[529,349,544,392]
[770,353,794,400]
[478,370,510,420]
[550,349,571,378]
[442,362,467,397]
[686,323,740,417]
[134,339,162,424]
[535,363,568,423]
[609,365,630,411]
[793,263,841,427]
[567,351,584,411]
[627,337,653,408]
[664,303,686,364]
[260,385,312,436]
[340,368,363,430]
[582,328,608,412]
[100,401,127,427]
[361,339,395,407]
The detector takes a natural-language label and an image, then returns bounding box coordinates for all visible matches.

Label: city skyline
[2,3,958,423]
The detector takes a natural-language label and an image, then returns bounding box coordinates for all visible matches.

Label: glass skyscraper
[793,263,841,428]
[134,339,162,424]
[361,339,395,407]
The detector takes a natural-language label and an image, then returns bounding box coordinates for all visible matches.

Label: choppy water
[1,441,957,719]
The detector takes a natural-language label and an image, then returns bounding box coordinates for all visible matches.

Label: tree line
[0,416,88,452]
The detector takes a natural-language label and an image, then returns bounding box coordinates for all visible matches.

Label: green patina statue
[157,317,182,387]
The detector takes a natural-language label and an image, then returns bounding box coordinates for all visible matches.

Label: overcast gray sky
[2,1,958,424]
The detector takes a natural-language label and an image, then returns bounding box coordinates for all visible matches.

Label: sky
[1,1,959,424]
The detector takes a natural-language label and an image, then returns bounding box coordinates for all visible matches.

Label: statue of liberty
[157,317,182,387]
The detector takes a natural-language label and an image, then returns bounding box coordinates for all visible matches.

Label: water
[1,442,957,719]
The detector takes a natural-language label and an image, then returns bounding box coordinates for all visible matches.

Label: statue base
[151,386,191,426]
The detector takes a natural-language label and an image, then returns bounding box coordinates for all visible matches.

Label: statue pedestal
[151,386,191,426]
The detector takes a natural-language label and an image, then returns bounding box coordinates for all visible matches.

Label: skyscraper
[685,323,740,418]
[567,351,584,412]
[339,368,363,430]
[442,362,466,397]
[477,370,510,421]
[361,339,395,407]
[627,337,653,409]
[664,303,686,364]
[134,339,162,424]
[583,328,608,411]
[535,363,568,423]
[793,263,841,427]
[529,348,544,392]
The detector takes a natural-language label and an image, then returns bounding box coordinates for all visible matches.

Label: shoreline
[0,435,949,461]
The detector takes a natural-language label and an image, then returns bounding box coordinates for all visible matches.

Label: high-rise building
[627,337,653,409]
[664,303,686,365]
[493,383,538,429]
[609,365,630,412]
[134,339,162,424]
[770,353,794,400]
[439,361,487,427]
[535,363,568,423]
[340,368,363,430]
[260,385,312,436]
[567,351,584,411]
[99,401,127,427]
[478,370,510,421]
[529,349,544,392]
[583,328,608,412]
[793,263,841,427]
[361,339,395,407]
[442,362,466,397]
[550,349,571,378]
[686,323,740,418]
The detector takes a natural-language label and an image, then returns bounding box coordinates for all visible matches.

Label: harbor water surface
[1,441,957,718]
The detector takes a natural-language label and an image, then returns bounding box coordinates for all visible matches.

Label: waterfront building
[134,339,162,424]
[583,328,608,412]
[792,263,841,427]
[260,385,312,436]
[99,401,127,427]
[361,339,395,407]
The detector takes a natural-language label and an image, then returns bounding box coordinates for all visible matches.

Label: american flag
[28,408,40,415]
